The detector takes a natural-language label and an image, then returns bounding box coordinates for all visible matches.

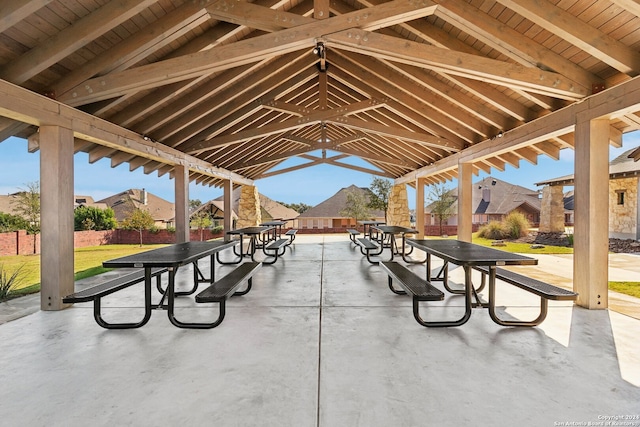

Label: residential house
[98,188,175,229]
[536,148,640,240]
[190,199,237,228]
[425,177,541,227]
[73,195,108,210]
[212,188,299,228]
[1,193,107,215]
[298,185,385,230]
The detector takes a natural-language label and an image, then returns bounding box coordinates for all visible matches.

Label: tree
[277,201,312,214]
[190,211,213,241]
[11,182,40,253]
[74,206,117,231]
[368,177,393,222]
[189,199,202,211]
[340,189,371,224]
[427,184,456,235]
[0,212,28,232]
[120,208,155,246]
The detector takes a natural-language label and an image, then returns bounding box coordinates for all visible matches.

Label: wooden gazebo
[1,0,639,311]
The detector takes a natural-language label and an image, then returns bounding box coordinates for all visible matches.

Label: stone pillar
[236,185,261,228]
[40,125,75,311]
[539,185,566,233]
[387,184,411,227]
[574,118,609,309]
[457,162,473,242]
[174,164,190,243]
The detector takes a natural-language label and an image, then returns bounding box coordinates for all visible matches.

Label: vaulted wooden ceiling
[1,0,640,188]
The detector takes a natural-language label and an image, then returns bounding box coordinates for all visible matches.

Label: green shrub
[503,211,531,238]
[566,234,574,247]
[74,206,117,231]
[0,212,29,232]
[0,263,24,301]
[211,225,224,234]
[478,221,506,240]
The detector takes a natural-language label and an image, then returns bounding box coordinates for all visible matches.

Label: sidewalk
[520,252,640,320]
[1,234,638,427]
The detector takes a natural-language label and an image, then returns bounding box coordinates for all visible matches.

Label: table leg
[218,237,243,265]
[93,268,154,329]
[412,266,473,327]
[250,235,259,262]
[402,235,425,264]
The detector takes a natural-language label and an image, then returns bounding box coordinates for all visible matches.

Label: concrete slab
[1,234,639,426]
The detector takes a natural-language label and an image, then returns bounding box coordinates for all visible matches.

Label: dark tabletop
[227,226,273,235]
[407,239,537,266]
[374,225,417,234]
[103,240,238,268]
[260,221,286,226]
[358,220,386,225]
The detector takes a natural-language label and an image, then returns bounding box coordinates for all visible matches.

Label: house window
[616,190,625,206]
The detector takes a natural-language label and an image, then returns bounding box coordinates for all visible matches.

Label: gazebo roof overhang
[1,0,640,186]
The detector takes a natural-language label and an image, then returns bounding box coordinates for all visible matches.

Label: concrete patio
[1,234,639,426]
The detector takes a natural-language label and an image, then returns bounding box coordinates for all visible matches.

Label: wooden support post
[39,125,74,311]
[416,177,425,238]
[573,118,609,309]
[174,164,190,243]
[223,179,233,241]
[458,162,473,242]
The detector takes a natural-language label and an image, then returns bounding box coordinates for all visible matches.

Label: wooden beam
[610,0,640,18]
[495,0,640,76]
[434,0,602,89]
[0,0,157,84]
[64,0,438,104]
[314,0,330,19]
[326,116,461,151]
[0,0,53,34]
[325,29,589,100]
[52,2,209,98]
[187,98,388,154]
[396,74,640,184]
[0,79,253,185]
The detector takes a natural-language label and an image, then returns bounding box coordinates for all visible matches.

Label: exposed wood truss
[0,0,639,187]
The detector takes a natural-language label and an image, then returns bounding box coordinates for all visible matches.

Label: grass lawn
[0,244,167,298]
[428,234,639,298]
[609,282,640,299]
[471,236,575,254]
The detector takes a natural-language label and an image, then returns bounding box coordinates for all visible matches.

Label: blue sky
[1,132,639,210]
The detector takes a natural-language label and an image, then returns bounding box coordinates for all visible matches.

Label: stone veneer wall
[236,185,262,228]
[539,185,566,233]
[609,177,639,240]
[386,184,411,227]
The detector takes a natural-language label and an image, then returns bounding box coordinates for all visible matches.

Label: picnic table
[372,225,418,261]
[403,239,538,327]
[260,220,287,242]
[100,240,239,328]
[357,220,385,239]
[224,226,274,264]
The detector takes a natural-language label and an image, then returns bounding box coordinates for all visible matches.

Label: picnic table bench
[285,229,298,244]
[473,266,578,326]
[347,228,360,244]
[355,237,383,264]
[63,267,168,329]
[192,261,261,329]
[380,261,445,327]
[262,238,290,264]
